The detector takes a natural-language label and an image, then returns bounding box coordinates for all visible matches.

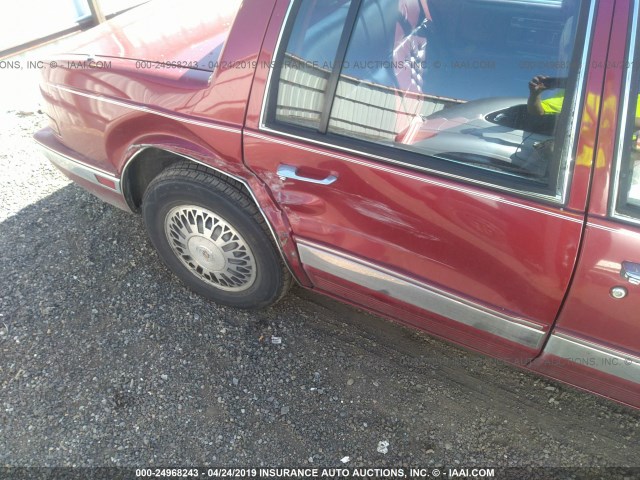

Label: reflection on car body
[397,97,555,179]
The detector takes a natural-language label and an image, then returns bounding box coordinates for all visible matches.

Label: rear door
[244,0,604,361]
[532,0,640,409]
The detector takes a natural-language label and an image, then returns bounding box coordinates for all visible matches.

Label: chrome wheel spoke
[164,205,257,292]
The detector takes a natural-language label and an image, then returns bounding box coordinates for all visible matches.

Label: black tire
[142,162,292,309]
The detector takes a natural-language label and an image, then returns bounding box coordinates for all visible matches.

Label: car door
[532,0,640,409]
[243,0,603,361]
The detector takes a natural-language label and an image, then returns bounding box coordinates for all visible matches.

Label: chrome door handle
[621,261,640,285]
[277,164,337,185]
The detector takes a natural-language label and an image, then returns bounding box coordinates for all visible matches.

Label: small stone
[347,378,354,386]
[377,440,389,454]
[280,406,289,415]
[160,374,168,381]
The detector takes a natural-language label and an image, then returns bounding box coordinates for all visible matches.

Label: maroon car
[35,0,640,409]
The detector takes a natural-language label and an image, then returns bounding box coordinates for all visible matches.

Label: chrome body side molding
[296,240,546,349]
[544,333,640,384]
[35,139,121,193]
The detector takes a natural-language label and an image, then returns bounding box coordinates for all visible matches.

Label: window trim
[260,0,598,206]
[610,0,640,226]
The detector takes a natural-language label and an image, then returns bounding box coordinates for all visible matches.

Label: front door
[532,0,640,408]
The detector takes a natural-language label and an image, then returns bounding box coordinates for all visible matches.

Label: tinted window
[271,0,589,197]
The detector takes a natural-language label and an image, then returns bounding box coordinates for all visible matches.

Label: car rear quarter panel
[41,0,277,177]
[39,0,312,283]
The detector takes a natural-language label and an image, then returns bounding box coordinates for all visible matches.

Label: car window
[270,0,590,198]
[625,127,640,210]
[274,0,353,130]
[613,1,640,223]
[615,84,640,220]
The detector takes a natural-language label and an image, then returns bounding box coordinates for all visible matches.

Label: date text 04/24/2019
[134,467,497,478]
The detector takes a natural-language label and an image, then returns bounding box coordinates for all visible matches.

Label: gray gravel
[0,107,639,472]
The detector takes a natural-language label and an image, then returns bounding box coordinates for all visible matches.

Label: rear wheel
[142,163,291,309]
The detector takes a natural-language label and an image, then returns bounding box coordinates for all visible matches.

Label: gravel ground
[1,103,639,475]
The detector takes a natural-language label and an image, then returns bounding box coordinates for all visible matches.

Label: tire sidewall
[143,176,284,309]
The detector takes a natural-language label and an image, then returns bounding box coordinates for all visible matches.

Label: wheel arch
[120,143,312,287]
[121,146,183,211]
